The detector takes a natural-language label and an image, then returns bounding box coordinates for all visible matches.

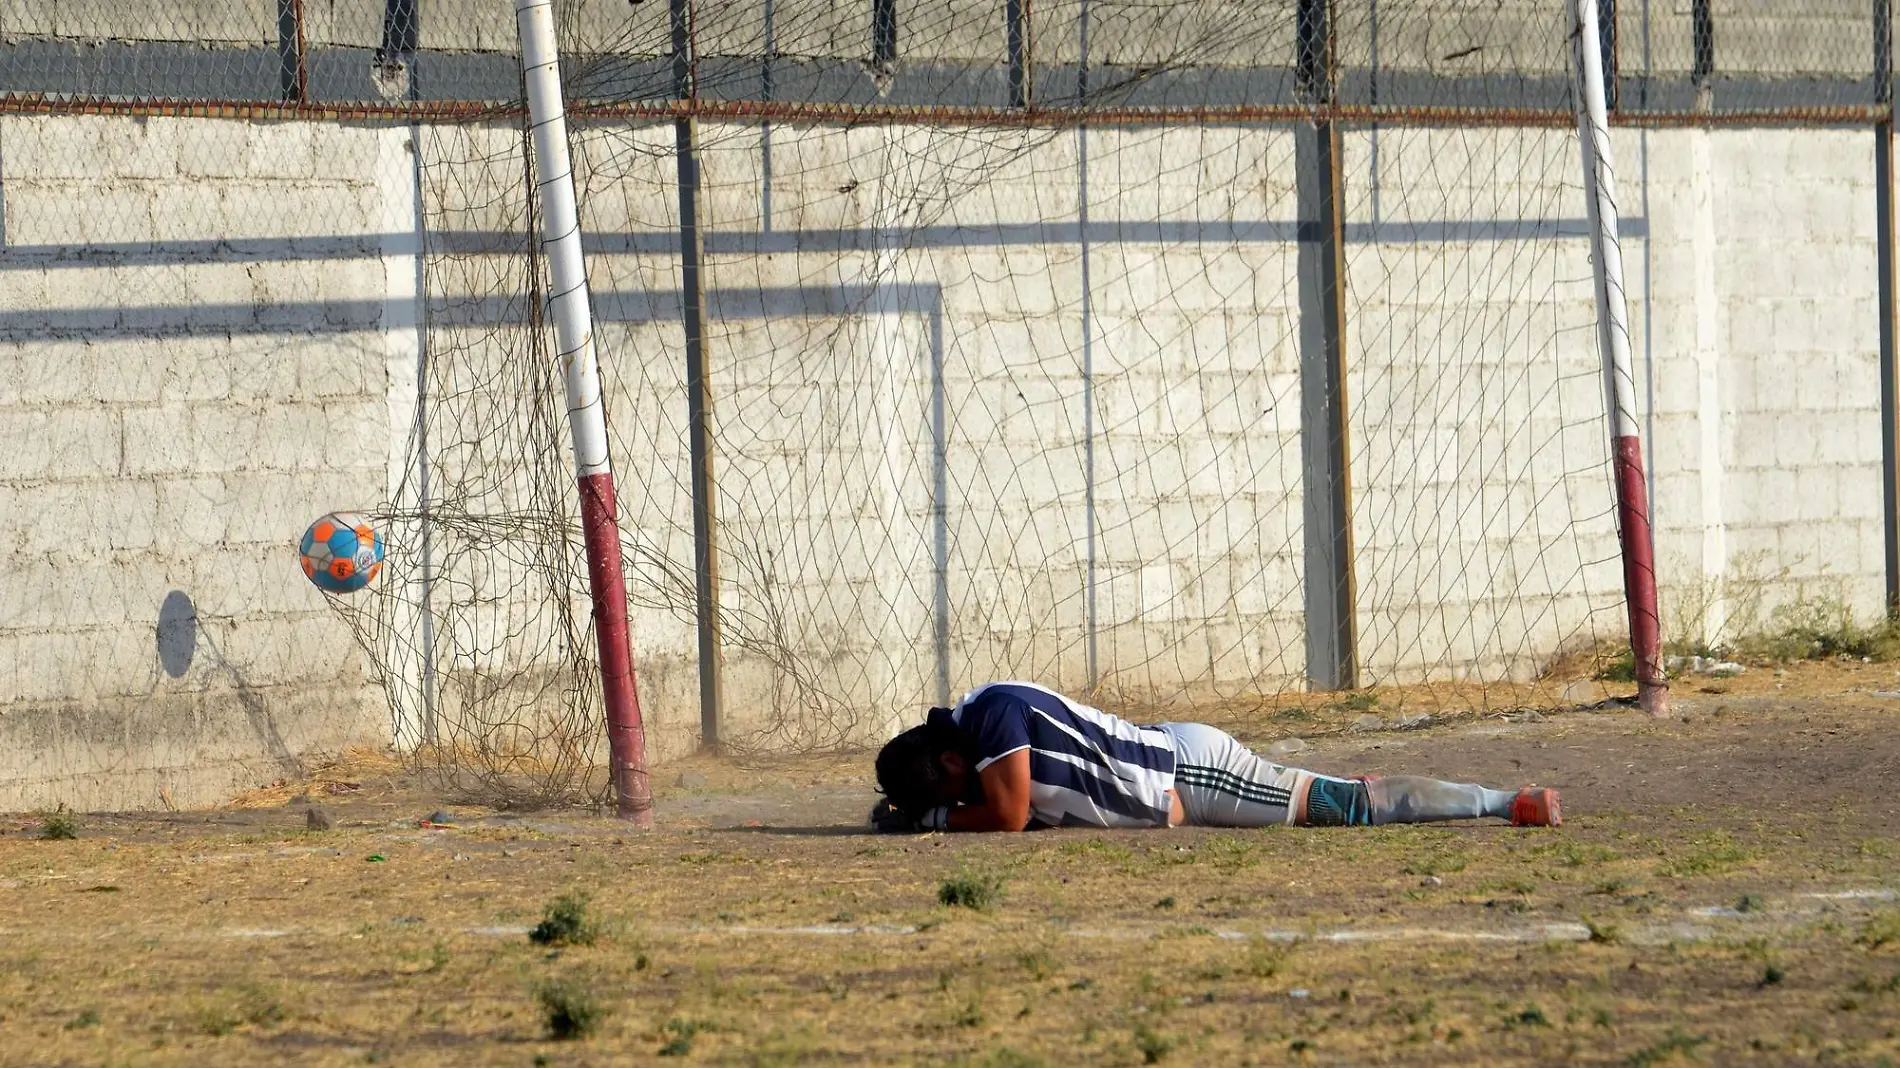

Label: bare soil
[3,667,1899,1066]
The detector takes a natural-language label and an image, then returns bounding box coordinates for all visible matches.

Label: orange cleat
[1511,787,1562,827]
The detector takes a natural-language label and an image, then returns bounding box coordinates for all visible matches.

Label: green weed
[537,979,604,1040]
[1858,911,1900,950]
[1729,586,1900,663]
[194,987,285,1037]
[1583,916,1622,944]
[529,893,598,947]
[1657,832,1751,878]
[1595,647,1636,682]
[1626,1029,1708,1067]
[37,805,76,840]
[1016,951,1054,980]
[658,1017,710,1056]
[1132,1023,1175,1064]
[1245,937,1293,979]
[1509,1004,1550,1028]
[1400,850,1469,877]
[939,874,1005,910]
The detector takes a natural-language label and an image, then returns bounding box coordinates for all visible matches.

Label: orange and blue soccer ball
[299,512,384,594]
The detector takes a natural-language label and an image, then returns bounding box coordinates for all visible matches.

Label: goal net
[330,0,1630,800]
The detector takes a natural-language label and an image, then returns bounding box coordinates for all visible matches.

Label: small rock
[1421,875,1443,886]
[452,853,471,861]
[1393,712,1432,730]
[1289,988,1311,999]
[1663,655,1684,672]
[675,771,711,789]
[1350,713,1384,732]
[1708,662,1744,677]
[305,807,334,832]
[1516,710,1546,723]
[1561,681,1598,704]
[1267,738,1311,759]
[1871,690,1900,699]
[423,810,456,826]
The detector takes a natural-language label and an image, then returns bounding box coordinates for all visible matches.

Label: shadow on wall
[154,589,306,780]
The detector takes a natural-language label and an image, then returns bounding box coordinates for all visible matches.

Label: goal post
[1569,0,1671,716]
[514,0,655,821]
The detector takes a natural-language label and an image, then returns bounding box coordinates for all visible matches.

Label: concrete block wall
[1345,125,1626,685]
[0,107,1890,806]
[0,115,408,810]
[1632,126,1887,644]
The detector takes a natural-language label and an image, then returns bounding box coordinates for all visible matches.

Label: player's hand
[868,797,920,833]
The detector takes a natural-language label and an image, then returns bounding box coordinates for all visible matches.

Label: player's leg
[1366,776,1513,822]
[1308,774,1559,826]
[1155,722,1304,827]
[1157,722,1560,827]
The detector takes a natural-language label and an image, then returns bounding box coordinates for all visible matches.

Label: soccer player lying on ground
[870,681,1560,832]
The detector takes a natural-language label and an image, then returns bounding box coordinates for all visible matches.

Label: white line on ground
[5,889,1887,949]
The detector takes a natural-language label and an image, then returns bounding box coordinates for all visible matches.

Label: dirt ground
[4,663,1900,1067]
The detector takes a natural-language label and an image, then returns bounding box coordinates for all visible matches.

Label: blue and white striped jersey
[939,681,1177,829]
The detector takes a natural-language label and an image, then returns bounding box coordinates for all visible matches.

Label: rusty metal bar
[0,93,1886,129]
[1877,0,1898,615]
[1007,0,1034,107]
[276,0,310,104]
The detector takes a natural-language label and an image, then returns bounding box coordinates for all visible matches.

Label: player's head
[875,710,975,815]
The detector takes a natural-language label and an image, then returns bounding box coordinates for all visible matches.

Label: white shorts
[1156,722,1368,828]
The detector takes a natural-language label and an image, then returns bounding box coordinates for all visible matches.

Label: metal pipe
[671,0,725,750]
[1007,0,1033,108]
[277,0,309,103]
[0,94,1886,129]
[1877,0,1897,615]
[1295,0,1357,692]
[1571,0,1669,715]
[514,0,654,822]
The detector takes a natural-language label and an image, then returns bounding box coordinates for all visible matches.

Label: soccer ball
[299,512,384,594]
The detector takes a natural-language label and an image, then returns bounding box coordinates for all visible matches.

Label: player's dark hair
[875,713,968,815]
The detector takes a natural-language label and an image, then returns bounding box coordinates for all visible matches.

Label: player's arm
[947,748,1032,832]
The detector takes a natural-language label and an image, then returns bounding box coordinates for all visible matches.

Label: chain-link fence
[3,1,1889,118]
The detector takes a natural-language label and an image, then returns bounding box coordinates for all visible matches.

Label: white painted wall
[1635,127,1886,643]
[0,115,404,809]
[0,113,1887,808]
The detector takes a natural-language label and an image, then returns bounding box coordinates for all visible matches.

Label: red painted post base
[1613,435,1670,717]
[578,471,655,825]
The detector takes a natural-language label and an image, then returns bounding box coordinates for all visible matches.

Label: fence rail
[1,0,1895,123]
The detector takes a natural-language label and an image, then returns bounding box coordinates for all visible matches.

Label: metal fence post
[1877,0,1899,616]
[1692,0,1715,109]
[1007,0,1033,108]
[1296,0,1358,691]
[671,0,725,749]
[276,0,309,103]
[1079,0,1098,690]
